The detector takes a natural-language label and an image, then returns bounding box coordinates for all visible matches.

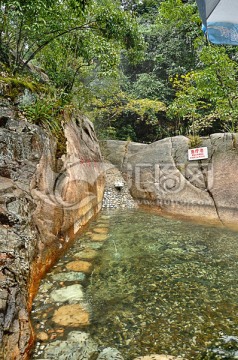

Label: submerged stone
[134,356,180,360]
[74,248,98,260]
[51,272,86,282]
[93,227,109,234]
[43,330,98,359]
[37,332,49,341]
[66,260,93,273]
[97,347,124,360]
[90,233,108,242]
[50,284,84,303]
[87,242,104,250]
[96,222,110,228]
[52,304,90,327]
[100,215,111,220]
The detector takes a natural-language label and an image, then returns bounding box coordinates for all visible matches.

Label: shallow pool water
[85,209,238,359]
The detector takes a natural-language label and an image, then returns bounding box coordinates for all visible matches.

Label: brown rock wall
[0,100,104,359]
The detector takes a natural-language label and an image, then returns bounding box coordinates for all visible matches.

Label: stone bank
[0,99,104,359]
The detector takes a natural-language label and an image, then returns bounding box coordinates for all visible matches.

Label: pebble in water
[66,260,93,273]
[51,272,86,282]
[93,227,109,234]
[52,304,90,327]
[74,248,98,261]
[90,233,108,242]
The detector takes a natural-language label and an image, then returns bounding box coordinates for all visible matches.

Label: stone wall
[101,135,238,229]
[0,100,104,359]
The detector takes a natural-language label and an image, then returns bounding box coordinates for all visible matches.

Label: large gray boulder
[102,134,238,229]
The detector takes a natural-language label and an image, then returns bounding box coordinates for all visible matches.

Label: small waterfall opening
[102,163,137,209]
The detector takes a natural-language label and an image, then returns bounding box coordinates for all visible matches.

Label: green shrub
[188,135,202,148]
[20,95,67,157]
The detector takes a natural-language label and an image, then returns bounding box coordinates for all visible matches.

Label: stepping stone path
[31,212,184,360]
[31,214,115,359]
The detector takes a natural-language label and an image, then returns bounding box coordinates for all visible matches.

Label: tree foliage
[169,45,238,134]
[0,0,144,73]
[2,0,238,142]
[91,91,169,142]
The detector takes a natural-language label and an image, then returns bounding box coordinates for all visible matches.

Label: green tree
[0,0,144,75]
[168,45,238,134]
[91,90,168,142]
[122,0,201,104]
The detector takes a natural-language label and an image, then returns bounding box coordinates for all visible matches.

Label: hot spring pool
[32,208,238,359]
[86,209,238,359]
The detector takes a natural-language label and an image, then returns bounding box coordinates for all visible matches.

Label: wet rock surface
[66,260,93,273]
[50,284,85,303]
[52,304,90,326]
[42,331,98,360]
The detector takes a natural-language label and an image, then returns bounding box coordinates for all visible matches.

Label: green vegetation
[1,0,238,145]
[188,135,202,149]
[0,76,42,98]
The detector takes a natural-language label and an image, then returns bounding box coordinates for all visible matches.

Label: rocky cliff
[0,99,104,359]
[101,135,238,229]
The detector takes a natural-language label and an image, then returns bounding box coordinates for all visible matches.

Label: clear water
[85,209,238,359]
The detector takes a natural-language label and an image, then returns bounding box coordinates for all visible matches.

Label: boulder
[102,134,238,229]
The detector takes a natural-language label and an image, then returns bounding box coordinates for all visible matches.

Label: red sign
[188,147,208,161]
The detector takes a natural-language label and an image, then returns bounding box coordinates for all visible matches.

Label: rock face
[101,135,238,229]
[0,99,104,359]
